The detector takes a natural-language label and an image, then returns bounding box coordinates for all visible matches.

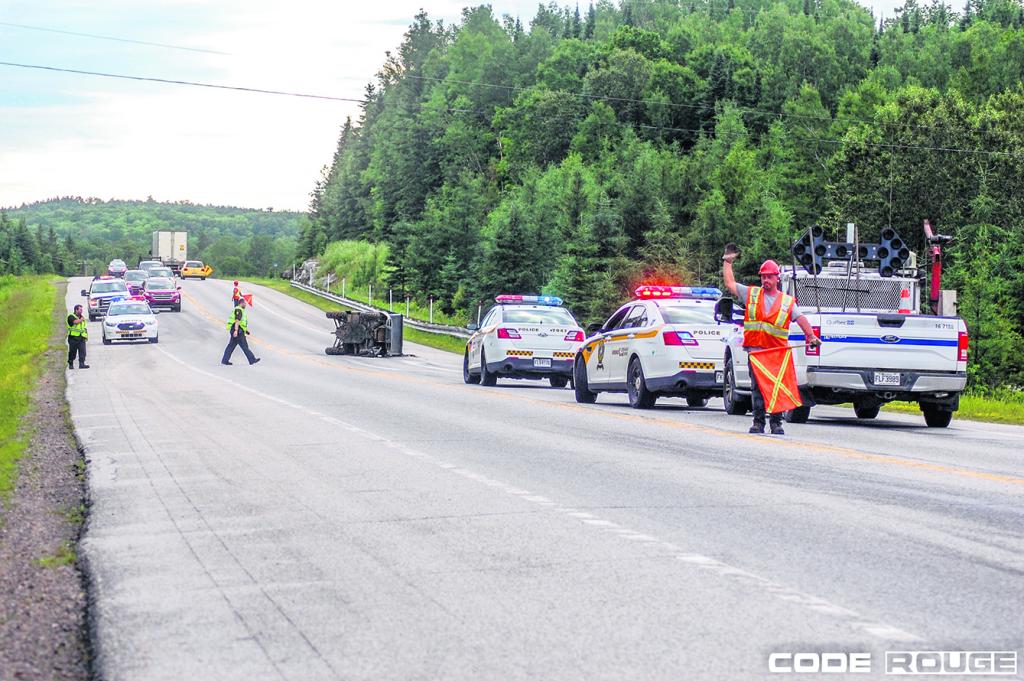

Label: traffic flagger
[221,297,261,366]
[748,345,802,414]
[722,247,821,435]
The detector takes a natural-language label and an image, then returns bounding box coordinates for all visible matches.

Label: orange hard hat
[759,259,781,276]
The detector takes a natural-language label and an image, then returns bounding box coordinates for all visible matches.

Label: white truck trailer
[718,223,968,428]
[151,231,188,274]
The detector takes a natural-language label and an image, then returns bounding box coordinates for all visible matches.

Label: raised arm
[722,251,739,298]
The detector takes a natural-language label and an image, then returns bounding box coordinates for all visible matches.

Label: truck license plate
[533,358,552,368]
[873,371,901,386]
[715,370,724,384]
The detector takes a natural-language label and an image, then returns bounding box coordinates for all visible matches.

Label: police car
[463,295,585,387]
[573,286,726,408]
[101,300,159,344]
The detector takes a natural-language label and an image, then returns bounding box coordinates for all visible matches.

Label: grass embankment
[247,277,466,355]
[881,386,1024,425]
[0,275,61,497]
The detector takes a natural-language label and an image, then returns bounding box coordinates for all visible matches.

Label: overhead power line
[0,61,365,103]
[3,59,1020,159]
[0,21,230,55]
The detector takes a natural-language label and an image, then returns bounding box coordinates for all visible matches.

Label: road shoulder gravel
[0,281,91,681]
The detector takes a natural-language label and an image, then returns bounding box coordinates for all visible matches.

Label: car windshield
[502,308,577,325]
[150,269,173,278]
[659,302,715,324]
[185,261,203,268]
[109,260,125,267]
[107,303,151,316]
[146,278,173,290]
[91,282,128,294]
[124,271,147,281]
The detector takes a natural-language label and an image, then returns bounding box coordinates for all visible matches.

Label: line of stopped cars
[463,282,968,428]
[80,258,198,345]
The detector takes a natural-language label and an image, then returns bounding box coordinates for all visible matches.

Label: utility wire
[0,61,366,103]
[0,21,230,55]
[4,59,1020,158]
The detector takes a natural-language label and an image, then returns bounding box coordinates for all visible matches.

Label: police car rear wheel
[463,351,480,384]
[549,376,569,389]
[479,350,497,386]
[627,358,657,409]
[723,357,750,416]
[573,357,597,404]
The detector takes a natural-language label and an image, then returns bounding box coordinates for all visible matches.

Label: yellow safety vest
[226,306,248,332]
[67,315,88,340]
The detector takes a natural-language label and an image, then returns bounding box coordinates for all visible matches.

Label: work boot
[769,418,784,435]
[748,422,765,434]
[221,361,233,366]
[250,358,261,365]
[68,362,74,370]
[79,364,90,369]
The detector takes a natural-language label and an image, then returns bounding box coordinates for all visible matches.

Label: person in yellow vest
[231,280,242,307]
[220,297,261,366]
[66,304,90,370]
[723,251,820,434]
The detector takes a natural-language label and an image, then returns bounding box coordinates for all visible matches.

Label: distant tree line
[0,212,77,276]
[4,197,303,278]
[303,0,1024,388]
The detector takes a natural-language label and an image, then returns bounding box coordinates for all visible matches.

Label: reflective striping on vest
[743,286,793,348]
[67,317,88,339]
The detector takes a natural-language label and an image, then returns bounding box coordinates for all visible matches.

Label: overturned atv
[325,310,403,357]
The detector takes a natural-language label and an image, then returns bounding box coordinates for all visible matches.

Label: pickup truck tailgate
[800,314,961,371]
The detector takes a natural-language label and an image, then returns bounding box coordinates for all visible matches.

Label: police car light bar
[634,285,722,300]
[495,294,564,306]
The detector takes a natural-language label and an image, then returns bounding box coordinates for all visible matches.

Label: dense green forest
[1,198,303,277]
[302,0,1024,388]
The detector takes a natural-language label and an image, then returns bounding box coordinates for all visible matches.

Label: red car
[143,277,181,311]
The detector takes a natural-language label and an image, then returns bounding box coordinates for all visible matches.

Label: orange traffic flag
[242,293,254,307]
[748,346,803,414]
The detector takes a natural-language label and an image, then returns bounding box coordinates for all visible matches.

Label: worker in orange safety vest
[723,250,821,435]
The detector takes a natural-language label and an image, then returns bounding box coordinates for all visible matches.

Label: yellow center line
[183,288,1024,489]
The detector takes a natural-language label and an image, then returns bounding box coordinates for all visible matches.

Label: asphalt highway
[65,277,1024,680]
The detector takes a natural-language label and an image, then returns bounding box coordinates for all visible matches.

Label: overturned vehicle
[325,310,403,357]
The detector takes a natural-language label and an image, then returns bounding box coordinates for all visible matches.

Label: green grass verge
[247,277,465,355]
[37,540,76,569]
[0,275,62,498]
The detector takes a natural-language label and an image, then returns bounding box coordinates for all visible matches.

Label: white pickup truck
[717,262,969,428]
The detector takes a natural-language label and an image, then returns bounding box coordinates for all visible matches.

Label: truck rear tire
[922,405,953,428]
[854,403,880,419]
[784,406,811,423]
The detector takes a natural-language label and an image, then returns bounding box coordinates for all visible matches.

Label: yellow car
[180,260,213,280]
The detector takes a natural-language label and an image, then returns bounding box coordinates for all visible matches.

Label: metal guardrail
[289,280,471,339]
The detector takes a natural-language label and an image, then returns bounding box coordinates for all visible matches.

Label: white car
[573,286,726,408]
[101,300,159,344]
[463,295,585,388]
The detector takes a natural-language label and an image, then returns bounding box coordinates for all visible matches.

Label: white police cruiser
[463,295,585,388]
[101,300,160,344]
[574,286,726,408]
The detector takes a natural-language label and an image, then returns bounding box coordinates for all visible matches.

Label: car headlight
[104,320,116,326]
[144,320,155,326]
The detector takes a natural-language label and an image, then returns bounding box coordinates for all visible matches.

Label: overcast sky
[1,0,906,212]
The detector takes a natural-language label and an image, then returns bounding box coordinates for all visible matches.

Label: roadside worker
[67,304,90,370]
[221,297,260,366]
[722,247,821,435]
[231,280,242,307]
